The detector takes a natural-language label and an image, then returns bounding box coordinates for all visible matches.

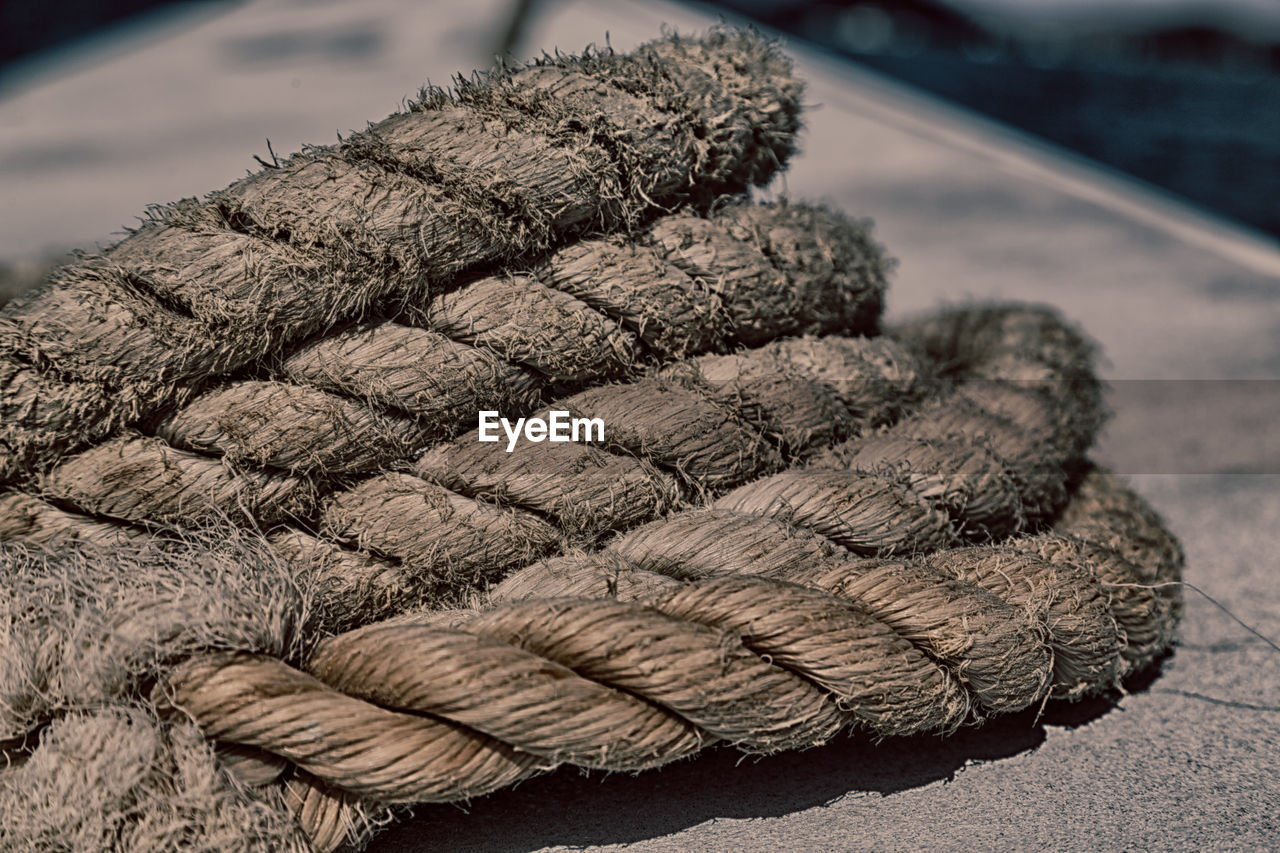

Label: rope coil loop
[0,27,1184,853]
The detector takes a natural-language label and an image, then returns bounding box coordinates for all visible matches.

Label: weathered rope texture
[0,28,804,482]
[5,196,894,626]
[0,28,1186,853]
[0,305,1184,852]
[6,299,1184,851]
[0,234,1180,852]
[145,304,1183,851]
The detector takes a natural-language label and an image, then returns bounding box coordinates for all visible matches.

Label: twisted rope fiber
[35,199,884,486]
[0,192,921,809]
[2,302,1152,653]
[150,309,1182,850]
[0,307,1183,850]
[312,305,1097,625]
[0,190,1177,845]
[0,463,1179,852]
[0,28,1186,852]
[5,326,919,627]
[4,201,895,627]
[0,28,804,482]
[0,297,1136,701]
[179,515,1176,849]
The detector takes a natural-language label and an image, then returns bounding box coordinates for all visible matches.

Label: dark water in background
[852,53,1280,238]
[709,0,1280,241]
[0,0,218,67]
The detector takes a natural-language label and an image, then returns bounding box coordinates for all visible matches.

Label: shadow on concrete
[372,664,1168,852]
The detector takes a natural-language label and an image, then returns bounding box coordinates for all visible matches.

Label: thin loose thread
[1107,581,1280,655]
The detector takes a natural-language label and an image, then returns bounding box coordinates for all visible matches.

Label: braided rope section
[0,27,1186,853]
[0,29,804,482]
[3,198,893,625]
[0,235,1182,849]
[0,313,1184,851]
[147,307,1179,851]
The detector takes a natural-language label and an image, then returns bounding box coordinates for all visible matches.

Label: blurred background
[712,0,1280,239]
[2,0,1278,305]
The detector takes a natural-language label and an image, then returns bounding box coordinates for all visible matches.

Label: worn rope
[2,462,1176,852]
[0,29,804,482]
[5,200,895,626]
[0,28,1186,853]
[0,305,1183,853]
[8,198,887,504]
[152,201,886,475]
[152,309,1182,849]
[0,300,1120,638]
[6,327,919,625]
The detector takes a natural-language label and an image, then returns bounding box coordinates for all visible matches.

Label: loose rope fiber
[5,198,896,624]
[153,322,1181,850]
[0,28,805,482]
[0,26,1184,853]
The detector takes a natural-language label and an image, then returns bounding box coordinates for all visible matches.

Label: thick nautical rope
[0,27,1186,853]
[150,307,1182,851]
[1,199,894,625]
[0,301,1183,852]
[0,29,803,482]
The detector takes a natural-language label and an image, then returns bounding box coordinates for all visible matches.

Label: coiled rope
[155,310,1182,849]
[3,198,894,625]
[0,28,803,481]
[0,27,1184,853]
